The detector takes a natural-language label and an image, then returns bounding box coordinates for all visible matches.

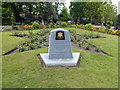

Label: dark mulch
[71,42,111,56]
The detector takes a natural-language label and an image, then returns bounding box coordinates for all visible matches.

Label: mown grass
[2,32,28,54]
[2,28,118,88]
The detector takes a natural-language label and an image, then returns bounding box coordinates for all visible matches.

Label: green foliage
[32,22,40,29]
[39,38,43,43]
[2,28,118,88]
[59,8,71,22]
[2,3,13,24]
[28,44,35,50]
[70,2,87,24]
[12,25,18,30]
[39,29,49,36]
[84,24,92,29]
[2,2,59,25]
[73,40,77,44]
[33,36,39,41]
[70,2,116,25]
[85,2,103,24]
[95,47,100,52]
[44,42,49,47]
[99,4,117,24]
[118,14,120,24]
[30,39,35,43]
[49,23,54,28]
[77,42,82,47]
[28,31,34,35]
[18,46,25,52]
[5,28,13,31]
[70,36,75,42]
[42,36,47,41]
[12,32,27,37]
[83,33,101,39]
[61,22,68,27]
[85,45,90,50]
[105,28,112,32]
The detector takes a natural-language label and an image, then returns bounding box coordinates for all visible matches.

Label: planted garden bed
[3,29,110,56]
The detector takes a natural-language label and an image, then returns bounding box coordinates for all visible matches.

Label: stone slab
[48,28,73,59]
[40,53,80,67]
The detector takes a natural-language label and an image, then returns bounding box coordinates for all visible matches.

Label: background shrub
[32,22,40,29]
[61,22,67,27]
[84,24,92,30]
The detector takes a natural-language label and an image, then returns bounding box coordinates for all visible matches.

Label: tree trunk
[42,19,44,25]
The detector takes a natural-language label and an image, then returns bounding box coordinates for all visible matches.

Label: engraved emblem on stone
[55,31,65,40]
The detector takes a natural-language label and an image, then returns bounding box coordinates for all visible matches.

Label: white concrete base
[40,53,80,67]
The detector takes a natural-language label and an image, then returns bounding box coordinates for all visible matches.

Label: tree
[2,2,26,24]
[99,3,117,25]
[70,2,87,24]
[69,1,117,25]
[118,14,120,24]
[32,2,59,24]
[59,8,71,22]
[85,2,103,24]
[70,2,102,24]
[2,3,12,24]
[2,2,59,25]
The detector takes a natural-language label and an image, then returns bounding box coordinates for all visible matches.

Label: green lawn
[2,28,118,88]
[2,32,28,54]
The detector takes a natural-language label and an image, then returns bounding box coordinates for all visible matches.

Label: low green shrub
[25,42,30,46]
[85,45,90,50]
[38,45,42,48]
[12,31,20,36]
[28,44,35,50]
[95,48,100,52]
[95,34,100,38]
[17,33,25,37]
[28,31,34,38]
[33,36,39,41]
[18,46,25,52]
[84,24,92,30]
[42,36,47,41]
[71,36,75,42]
[105,28,112,33]
[5,28,13,31]
[44,42,49,47]
[32,22,40,29]
[76,34,81,42]
[30,39,35,43]
[77,42,82,47]
[49,23,54,28]
[61,22,68,27]
[73,40,77,44]
[12,25,18,30]
[38,38,43,43]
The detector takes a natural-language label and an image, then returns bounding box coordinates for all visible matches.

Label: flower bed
[2,29,109,56]
[2,22,120,36]
[69,24,120,36]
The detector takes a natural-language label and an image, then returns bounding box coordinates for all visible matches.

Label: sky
[112,0,119,8]
[65,0,120,14]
